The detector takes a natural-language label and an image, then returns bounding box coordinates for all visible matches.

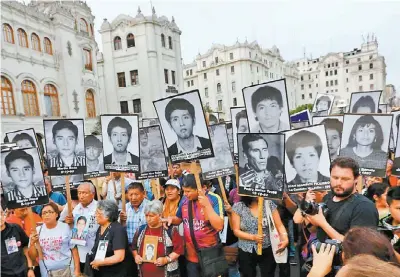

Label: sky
[86,0,399,90]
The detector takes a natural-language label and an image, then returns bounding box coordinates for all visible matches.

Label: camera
[300,199,329,217]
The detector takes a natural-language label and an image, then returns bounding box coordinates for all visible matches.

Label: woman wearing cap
[162,179,182,218]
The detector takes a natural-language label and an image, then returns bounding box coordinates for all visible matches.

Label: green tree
[289,104,313,115]
[203,104,214,113]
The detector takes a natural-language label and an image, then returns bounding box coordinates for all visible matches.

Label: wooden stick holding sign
[257,197,263,255]
[65,175,72,218]
[217,177,228,203]
[190,161,208,220]
[92,178,101,200]
[356,175,363,194]
[154,178,161,200]
[121,173,126,213]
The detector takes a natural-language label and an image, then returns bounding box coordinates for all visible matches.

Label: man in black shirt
[305,157,378,242]
[1,205,34,277]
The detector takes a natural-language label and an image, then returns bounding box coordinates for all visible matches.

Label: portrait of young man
[238,133,285,198]
[230,107,250,159]
[2,148,48,208]
[101,115,140,172]
[85,135,104,173]
[44,119,86,175]
[154,91,214,162]
[243,80,290,133]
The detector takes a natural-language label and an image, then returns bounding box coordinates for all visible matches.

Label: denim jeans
[186,261,201,277]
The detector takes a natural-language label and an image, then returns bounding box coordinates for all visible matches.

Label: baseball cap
[165,179,181,190]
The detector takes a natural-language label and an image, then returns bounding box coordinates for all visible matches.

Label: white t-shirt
[59,200,98,263]
[34,222,72,276]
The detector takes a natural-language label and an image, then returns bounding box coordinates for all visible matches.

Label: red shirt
[6,213,42,236]
[134,226,184,277]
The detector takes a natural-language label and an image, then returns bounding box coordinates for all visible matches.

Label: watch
[166,256,172,264]
[28,266,35,271]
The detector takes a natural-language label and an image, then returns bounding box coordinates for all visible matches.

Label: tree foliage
[289,104,313,115]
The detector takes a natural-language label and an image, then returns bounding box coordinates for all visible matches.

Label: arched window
[217,83,221,92]
[21,80,39,116]
[114,36,122,50]
[17,28,28,48]
[86,90,96,118]
[90,24,94,36]
[31,33,41,51]
[3,24,14,44]
[161,33,165,47]
[127,33,135,48]
[44,84,60,116]
[80,18,89,33]
[1,76,16,115]
[168,36,173,49]
[44,37,52,55]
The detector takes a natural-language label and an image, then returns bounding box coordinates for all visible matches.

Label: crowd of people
[2,156,400,277]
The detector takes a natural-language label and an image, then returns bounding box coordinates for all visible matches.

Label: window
[120,101,128,114]
[83,49,92,71]
[309,93,312,99]
[369,63,373,69]
[202,61,206,67]
[370,84,374,90]
[190,69,193,75]
[190,80,194,86]
[17,28,28,48]
[326,81,329,87]
[117,72,126,87]
[325,71,328,76]
[346,69,348,73]
[44,84,60,116]
[168,36,173,49]
[164,69,169,84]
[301,84,304,90]
[257,67,259,73]
[130,70,139,85]
[250,65,252,71]
[216,69,220,76]
[127,33,135,48]
[161,34,165,47]
[249,52,251,58]
[357,58,361,62]
[171,71,176,85]
[31,33,41,52]
[328,64,330,68]
[334,69,337,75]
[330,71,333,76]
[187,81,190,87]
[21,80,39,116]
[332,63,334,67]
[346,88,349,92]
[86,90,96,118]
[301,76,304,81]
[217,83,221,92]
[3,24,14,44]
[358,65,362,71]
[257,80,260,84]
[370,73,373,80]
[330,80,333,86]
[1,76,15,115]
[346,78,349,83]
[233,98,237,106]
[359,75,362,81]
[301,94,305,100]
[369,55,373,60]
[346,60,349,64]
[309,84,311,89]
[308,75,311,80]
[204,73,207,80]
[215,57,219,64]
[230,53,234,60]
[205,87,208,97]
[316,84,319,88]
[231,66,235,73]
[132,99,142,113]
[359,86,363,91]
[80,18,89,33]
[232,81,236,92]
[335,80,338,85]
[218,100,222,111]
[114,36,122,50]
[186,70,189,76]
[335,62,338,66]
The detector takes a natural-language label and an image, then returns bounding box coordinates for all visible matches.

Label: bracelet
[28,266,34,271]
[166,256,172,263]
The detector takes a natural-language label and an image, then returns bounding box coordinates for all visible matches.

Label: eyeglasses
[42,211,56,216]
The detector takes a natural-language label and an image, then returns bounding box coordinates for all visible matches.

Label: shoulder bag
[265,200,288,264]
[188,200,228,277]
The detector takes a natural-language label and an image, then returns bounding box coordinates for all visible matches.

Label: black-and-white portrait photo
[284,125,331,193]
[312,116,344,161]
[243,79,290,133]
[238,133,285,199]
[349,91,382,113]
[231,107,250,162]
[141,118,159,128]
[138,126,168,180]
[226,122,234,154]
[340,114,392,177]
[200,124,235,180]
[390,111,400,149]
[51,174,84,192]
[1,148,48,209]
[101,115,140,172]
[84,135,108,179]
[43,119,86,176]
[392,122,400,175]
[379,104,388,114]
[6,128,38,149]
[208,113,219,125]
[312,94,335,116]
[153,90,214,163]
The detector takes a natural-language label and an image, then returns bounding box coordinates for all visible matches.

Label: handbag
[83,253,95,277]
[265,200,288,264]
[188,200,228,277]
[223,246,238,265]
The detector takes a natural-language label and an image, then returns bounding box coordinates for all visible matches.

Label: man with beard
[239,134,283,192]
[303,157,378,243]
[104,116,139,166]
[164,98,211,155]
